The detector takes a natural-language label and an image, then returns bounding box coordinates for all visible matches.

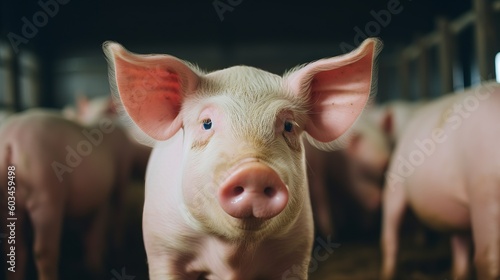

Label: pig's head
[104,39,381,241]
[63,95,118,126]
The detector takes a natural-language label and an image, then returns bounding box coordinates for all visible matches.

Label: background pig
[0,109,13,126]
[0,109,144,280]
[63,95,152,177]
[367,101,425,148]
[381,81,500,280]
[306,113,389,239]
[104,38,381,279]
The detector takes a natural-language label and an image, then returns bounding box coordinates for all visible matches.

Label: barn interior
[0,0,499,279]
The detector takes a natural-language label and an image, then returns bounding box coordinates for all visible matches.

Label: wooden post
[0,44,15,110]
[437,17,454,94]
[473,0,497,80]
[417,38,430,99]
[399,54,410,100]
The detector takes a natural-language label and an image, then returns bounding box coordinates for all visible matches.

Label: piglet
[381,81,500,280]
[103,38,381,279]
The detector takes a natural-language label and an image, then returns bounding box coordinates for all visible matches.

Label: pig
[367,101,425,149]
[306,112,390,238]
[380,81,500,280]
[103,38,381,279]
[308,100,426,240]
[0,109,141,280]
[63,95,117,126]
[63,95,152,177]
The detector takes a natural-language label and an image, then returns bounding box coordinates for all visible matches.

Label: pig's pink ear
[286,38,382,143]
[103,42,200,140]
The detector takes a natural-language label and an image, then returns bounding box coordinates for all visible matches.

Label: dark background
[0,0,486,109]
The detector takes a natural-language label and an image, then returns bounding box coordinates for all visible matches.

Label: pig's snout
[218,162,288,219]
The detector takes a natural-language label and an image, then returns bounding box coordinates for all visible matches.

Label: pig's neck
[193,202,313,277]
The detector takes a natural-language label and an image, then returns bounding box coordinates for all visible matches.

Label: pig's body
[382,81,500,280]
[146,132,312,279]
[0,109,13,125]
[0,110,134,280]
[63,95,152,178]
[104,39,380,279]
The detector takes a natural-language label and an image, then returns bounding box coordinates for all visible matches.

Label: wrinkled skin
[0,110,142,280]
[381,81,500,280]
[104,38,381,279]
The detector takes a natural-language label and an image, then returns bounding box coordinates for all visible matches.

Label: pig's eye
[202,118,213,130]
[284,121,294,132]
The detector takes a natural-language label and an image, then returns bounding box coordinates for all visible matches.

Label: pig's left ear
[286,38,382,143]
[103,42,200,141]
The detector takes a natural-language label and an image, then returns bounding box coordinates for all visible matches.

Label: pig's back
[398,82,500,231]
[0,110,115,217]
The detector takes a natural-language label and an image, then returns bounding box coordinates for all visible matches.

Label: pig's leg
[380,179,407,280]
[84,203,109,275]
[470,181,500,279]
[147,252,182,279]
[450,234,471,280]
[28,182,65,280]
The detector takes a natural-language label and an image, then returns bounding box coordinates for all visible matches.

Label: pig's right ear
[285,38,382,148]
[103,42,200,140]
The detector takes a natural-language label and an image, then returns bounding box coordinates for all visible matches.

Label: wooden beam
[474,0,497,80]
[437,17,454,94]
[399,54,410,100]
[417,37,430,99]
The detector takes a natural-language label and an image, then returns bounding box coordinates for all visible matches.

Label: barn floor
[309,237,454,280]
[28,181,463,279]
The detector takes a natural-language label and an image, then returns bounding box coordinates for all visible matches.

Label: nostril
[233,186,244,196]
[218,162,289,219]
[263,186,275,197]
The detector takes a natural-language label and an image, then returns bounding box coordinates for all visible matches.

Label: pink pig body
[104,39,381,279]
[145,131,314,279]
[0,109,138,280]
[381,81,500,280]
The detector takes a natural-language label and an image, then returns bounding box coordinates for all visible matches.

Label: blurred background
[1,0,499,279]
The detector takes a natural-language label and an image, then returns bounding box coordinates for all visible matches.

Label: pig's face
[104,38,381,242]
[180,67,309,240]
